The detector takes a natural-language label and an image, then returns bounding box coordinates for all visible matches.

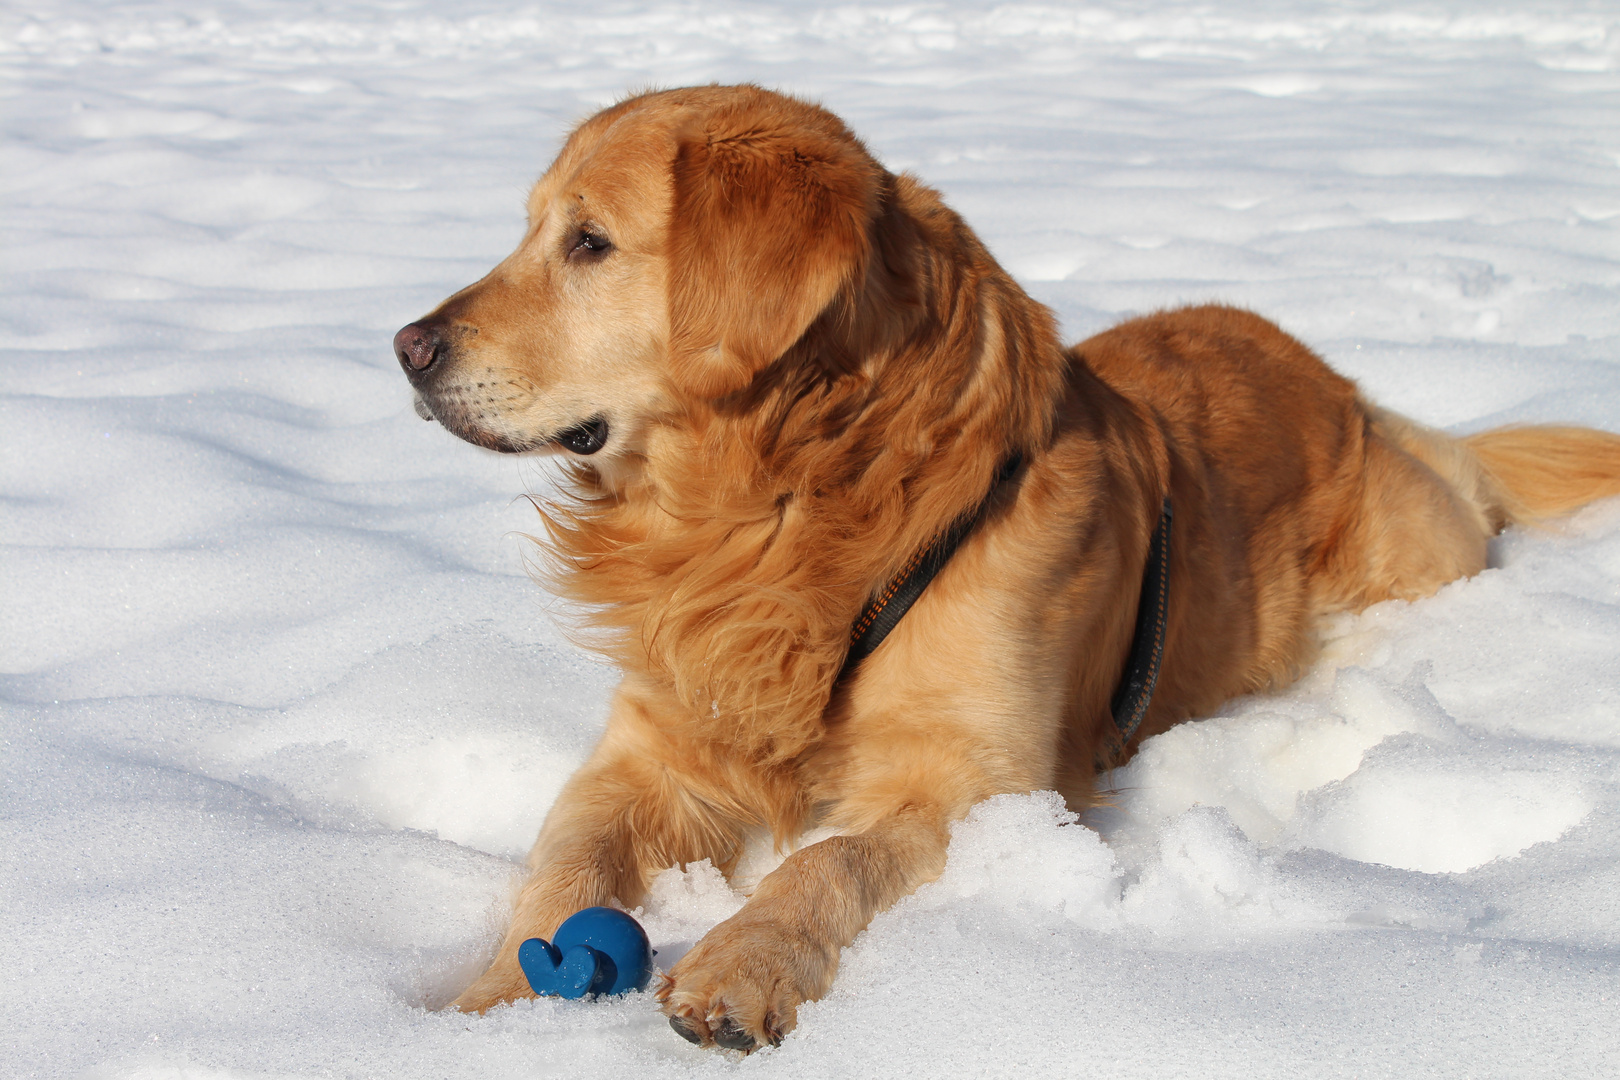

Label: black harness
[842,459,1174,759]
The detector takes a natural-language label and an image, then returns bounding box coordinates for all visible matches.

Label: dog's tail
[1464,425,1620,525]
[1364,403,1620,534]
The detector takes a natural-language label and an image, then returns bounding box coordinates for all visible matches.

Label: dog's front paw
[450,951,535,1014]
[657,910,835,1052]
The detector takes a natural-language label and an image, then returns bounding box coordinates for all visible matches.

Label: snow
[4,0,1619,1076]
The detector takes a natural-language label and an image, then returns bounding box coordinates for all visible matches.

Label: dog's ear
[667,107,880,398]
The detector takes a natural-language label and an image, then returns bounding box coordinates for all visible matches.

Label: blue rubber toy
[518,907,654,999]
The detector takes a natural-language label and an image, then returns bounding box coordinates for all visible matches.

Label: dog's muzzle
[394,319,610,456]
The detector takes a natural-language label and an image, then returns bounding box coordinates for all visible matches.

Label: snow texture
[4,1,1620,1077]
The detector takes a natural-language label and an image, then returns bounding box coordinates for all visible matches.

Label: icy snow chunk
[1288,756,1592,873]
[1119,805,1308,929]
[633,860,746,970]
[910,791,1123,929]
[1115,667,1453,844]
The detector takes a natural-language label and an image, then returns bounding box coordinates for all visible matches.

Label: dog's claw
[711,1017,758,1052]
[669,1015,706,1046]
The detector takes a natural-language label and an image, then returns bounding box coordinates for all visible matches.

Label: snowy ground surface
[5,1,1620,1077]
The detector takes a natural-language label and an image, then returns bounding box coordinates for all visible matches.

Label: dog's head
[395,86,886,470]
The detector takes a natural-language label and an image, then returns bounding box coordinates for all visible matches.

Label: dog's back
[1071,304,1620,751]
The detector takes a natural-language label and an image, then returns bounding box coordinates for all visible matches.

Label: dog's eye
[568,228,613,261]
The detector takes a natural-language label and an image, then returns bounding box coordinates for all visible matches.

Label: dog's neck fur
[533,174,1070,765]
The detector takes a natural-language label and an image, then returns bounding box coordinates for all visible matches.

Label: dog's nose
[394,322,440,373]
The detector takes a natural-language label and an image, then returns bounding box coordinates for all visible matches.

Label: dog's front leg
[452,687,739,1014]
[658,799,958,1050]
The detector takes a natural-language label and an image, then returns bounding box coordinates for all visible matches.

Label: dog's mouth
[554,416,609,456]
[413,393,609,457]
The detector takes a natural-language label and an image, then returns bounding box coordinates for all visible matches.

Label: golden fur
[394,84,1620,1049]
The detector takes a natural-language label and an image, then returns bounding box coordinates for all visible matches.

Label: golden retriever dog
[395,84,1620,1050]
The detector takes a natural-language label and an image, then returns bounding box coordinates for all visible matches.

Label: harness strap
[1104,497,1174,757]
[843,470,1174,766]
[843,455,1023,669]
